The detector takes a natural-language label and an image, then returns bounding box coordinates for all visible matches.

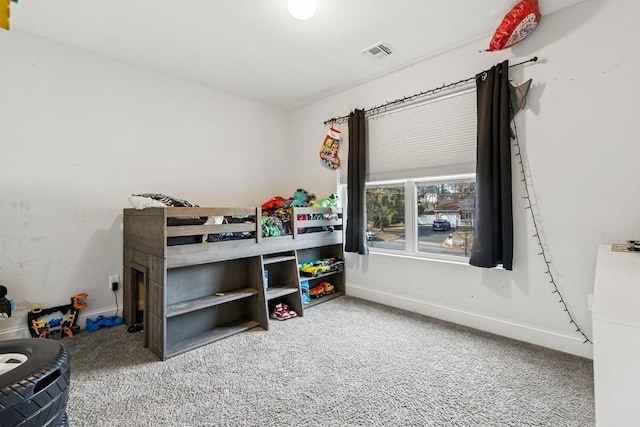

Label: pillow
[129,193,199,210]
[488,0,541,51]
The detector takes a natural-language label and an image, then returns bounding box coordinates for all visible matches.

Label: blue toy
[283,188,315,208]
[86,315,124,332]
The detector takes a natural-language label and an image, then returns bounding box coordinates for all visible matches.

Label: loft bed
[123,206,344,335]
[123,206,343,269]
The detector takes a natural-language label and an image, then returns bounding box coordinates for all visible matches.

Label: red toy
[488,0,541,51]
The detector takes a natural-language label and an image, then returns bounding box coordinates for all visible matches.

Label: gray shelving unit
[123,206,344,360]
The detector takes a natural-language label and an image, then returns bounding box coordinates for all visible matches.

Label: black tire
[0,339,70,427]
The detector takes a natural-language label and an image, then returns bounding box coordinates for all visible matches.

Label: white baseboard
[0,306,120,341]
[346,283,593,359]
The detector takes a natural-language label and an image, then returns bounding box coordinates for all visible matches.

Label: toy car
[300,261,332,277]
[309,283,326,298]
[318,257,344,272]
[323,282,336,294]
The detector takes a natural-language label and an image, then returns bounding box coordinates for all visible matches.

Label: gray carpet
[63,296,594,426]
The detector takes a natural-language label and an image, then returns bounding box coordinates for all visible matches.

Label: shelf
[263,255,296,265]
[299,269,343,281]
[266,286,299,301]
[166,319,260,358]
[166,288,259,318]
[304,291,344,308]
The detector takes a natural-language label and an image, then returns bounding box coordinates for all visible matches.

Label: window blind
[340,88,477,183]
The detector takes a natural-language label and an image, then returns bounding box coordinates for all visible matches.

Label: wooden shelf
[166,288,259,318]
[299,269,343,281]
[166,319,260,358]
[263,255,296,265]
[304,291,344,308]
[266,286,299,301]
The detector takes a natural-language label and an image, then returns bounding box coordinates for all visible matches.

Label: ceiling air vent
[360,42,393,59]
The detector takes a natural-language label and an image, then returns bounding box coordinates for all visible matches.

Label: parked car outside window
[432,219,452,231]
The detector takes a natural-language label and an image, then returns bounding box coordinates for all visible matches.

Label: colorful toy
[301,280,311,304]
[312,193,339,208]
[309,283,325,298]
[27,293,88,339]
[299,261,332,277]
[323,282,336,295]
[283,188,315,208]
[488,0,541,51]
[309,281,335,299]
[261,196,287,211]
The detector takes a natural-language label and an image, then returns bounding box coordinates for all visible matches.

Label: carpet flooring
[62,296,594,426]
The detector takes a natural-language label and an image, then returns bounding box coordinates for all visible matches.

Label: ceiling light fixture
[287,0,316,20]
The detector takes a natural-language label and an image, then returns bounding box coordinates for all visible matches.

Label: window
[365,184,405,251]
[415,178,475,258]
[364,177,475,259]
[353,88,477,260]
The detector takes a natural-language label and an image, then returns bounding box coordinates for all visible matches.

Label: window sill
[363,247,507,270]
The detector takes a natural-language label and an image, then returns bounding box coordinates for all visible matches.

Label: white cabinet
[592,244,640,427]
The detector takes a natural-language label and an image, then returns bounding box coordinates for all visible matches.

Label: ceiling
[8,0,584,110]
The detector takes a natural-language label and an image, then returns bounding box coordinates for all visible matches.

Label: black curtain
[345,109,368,255]
[469,60,513,270]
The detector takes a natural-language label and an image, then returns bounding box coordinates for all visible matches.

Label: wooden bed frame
[123,206,344,360]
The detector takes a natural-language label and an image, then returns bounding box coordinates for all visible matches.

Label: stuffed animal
[283,188,315,208]
[312,193,339,208]
[261,196,287,211]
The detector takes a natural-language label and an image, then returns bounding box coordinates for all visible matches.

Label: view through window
[366,178,475,259]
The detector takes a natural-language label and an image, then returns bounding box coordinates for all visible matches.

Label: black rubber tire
[0,339,70,427]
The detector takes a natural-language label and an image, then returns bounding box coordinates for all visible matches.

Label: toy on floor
[27,293,88,339]
[86,315,124,332]
[0,285,14,320]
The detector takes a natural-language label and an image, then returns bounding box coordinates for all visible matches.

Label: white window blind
[341,88,477,183]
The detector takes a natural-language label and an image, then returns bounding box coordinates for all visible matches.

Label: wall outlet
[109,274,119,290]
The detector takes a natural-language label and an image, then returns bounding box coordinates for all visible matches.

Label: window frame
[363,173,476,263]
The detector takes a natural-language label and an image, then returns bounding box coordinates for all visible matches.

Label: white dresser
[592,244,640,426]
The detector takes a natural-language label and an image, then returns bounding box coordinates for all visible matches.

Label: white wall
[0,30,291,337]
[290,0,640,358]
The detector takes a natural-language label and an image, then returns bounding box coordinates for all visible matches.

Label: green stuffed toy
[312,193,339,208]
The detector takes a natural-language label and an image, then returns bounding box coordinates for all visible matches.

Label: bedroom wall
[0,31,291,337]
[289,0,640,358]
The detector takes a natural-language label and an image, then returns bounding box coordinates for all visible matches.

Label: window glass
[365,185,405,251]
[416,180,475,258]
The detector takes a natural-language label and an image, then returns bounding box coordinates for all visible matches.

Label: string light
[511,109,592,344]
[324,57,538,125]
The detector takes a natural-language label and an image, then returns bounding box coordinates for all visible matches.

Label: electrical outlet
[109,274,119,290]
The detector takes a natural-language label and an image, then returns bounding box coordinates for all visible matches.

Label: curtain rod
[323,56,539,125]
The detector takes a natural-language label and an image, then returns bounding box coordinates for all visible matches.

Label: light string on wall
[323,56,538,125]
[511,113,593,344]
